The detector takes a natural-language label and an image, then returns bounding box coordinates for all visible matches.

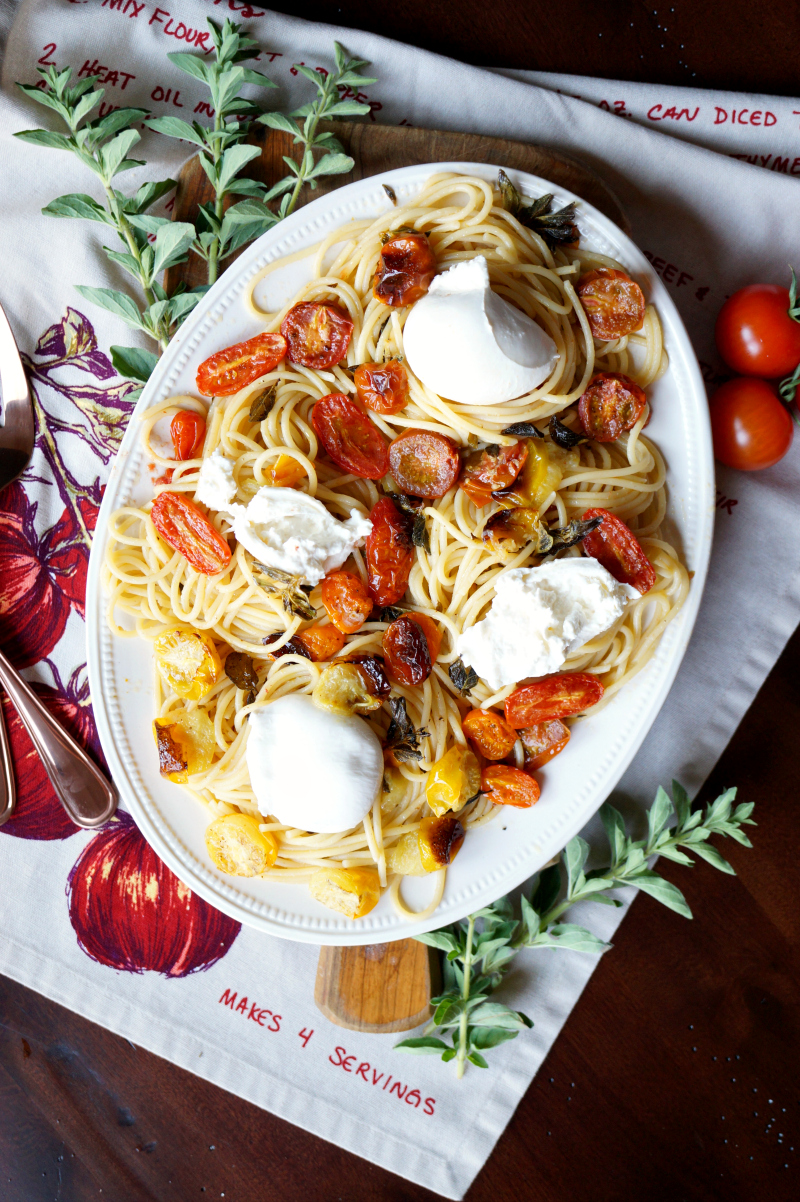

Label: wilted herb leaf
[449,658,479,695]
[254,563,318,620]
[546,515,603,555]
[249,382,277,422]
[379,605,405,623]
[497,169,579,249]
[385,695,429,762]
[383,183,397,205]
[500,421,545,438]
[412,510,430,553]
[549,415,586,449]
[225,651,259,690]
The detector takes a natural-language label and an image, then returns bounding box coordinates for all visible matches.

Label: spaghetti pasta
[103,172,689,918]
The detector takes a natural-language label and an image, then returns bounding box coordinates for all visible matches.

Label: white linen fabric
[1,3,799,1197]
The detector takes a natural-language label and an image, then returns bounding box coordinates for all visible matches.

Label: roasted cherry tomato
[388,429,460,499]
[492,440,551,509]
[418,814,465,870]
[460,441,528,507]
[346,653,391,698]
[382,613,438,686]
[170,410,206,461]
[581,507,656,594]
[462,708,517,761]
[715,283,800,378]
[196,331,287,397]
[577,268,646,340]
[409,612,442,663]
[505,673,605,727]
[426,746,482,817]
[311,393,390,480]
[520,719,570,769]
[266,454,306,488]
[578,372,647,443]
[481,764,540,808]
[320,570,373,634]
[294,622,346,661]
[354,360,410,415]
[151,491,232,575]
[365,497,414,606]
[373,231,436,307]
[709,378,793,471]
[281,301,353,369]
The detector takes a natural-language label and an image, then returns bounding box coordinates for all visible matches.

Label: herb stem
[284,72,334,219]
[102,181,170,352]
[456,914,475,1080]
[207,107,225,285]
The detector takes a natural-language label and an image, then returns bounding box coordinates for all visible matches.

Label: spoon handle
[0,696,16,826]
[0,648,117,829]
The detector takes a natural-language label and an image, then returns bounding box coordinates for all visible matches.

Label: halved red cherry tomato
[462,708,517,761]
[577,268,646,340]
[170,410,206,461]
[505,674,604,727]
[354,360,410,415]
[715,283,800,378]
[365,497,414,606]
[709,378,793,471]
[196,332,287,397]
[382,613,440,686]
[151,492,231,575]
[581,507,656,594]
[459,442,528,507]
[388,429,460,499]
[281,301,353,369]
[481,764,540,808]
[374,232,436,307]
[578,373,647,443]
[320,571,373,634]
[520,719,570,769]
[311,394,390,480]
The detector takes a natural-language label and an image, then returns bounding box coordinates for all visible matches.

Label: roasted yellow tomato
[493,441,561,512]
[205,813,278,877]
[311,662,383,717]
[153,708,216,783]
[425,745,481,817]
[381,763,410,815]
[154,626,222,700]
[267,454,306,488]
[385,831,426,876]
[309,867,381,918]
[418,814,465,871]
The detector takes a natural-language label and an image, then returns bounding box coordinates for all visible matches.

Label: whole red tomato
[709,378,793,471]
[715,284,800,378]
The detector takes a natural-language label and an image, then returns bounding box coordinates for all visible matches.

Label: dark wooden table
[3,3,800,1199]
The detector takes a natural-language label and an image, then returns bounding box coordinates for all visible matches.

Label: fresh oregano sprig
[14,64,191,369]
[14,23,376,388]
[146,18,277,285]
[256,42,375,218]
[397,782,755,1077]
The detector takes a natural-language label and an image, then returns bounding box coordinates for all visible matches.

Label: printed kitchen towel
[1,3,800,1198]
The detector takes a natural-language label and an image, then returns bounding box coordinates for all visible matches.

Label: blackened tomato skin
[709,378,793,471]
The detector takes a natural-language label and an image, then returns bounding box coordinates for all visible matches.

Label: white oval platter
[85,161,714,945]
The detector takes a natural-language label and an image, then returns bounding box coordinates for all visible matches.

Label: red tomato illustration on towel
[0,482,98,666]
[67,812,241,976]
